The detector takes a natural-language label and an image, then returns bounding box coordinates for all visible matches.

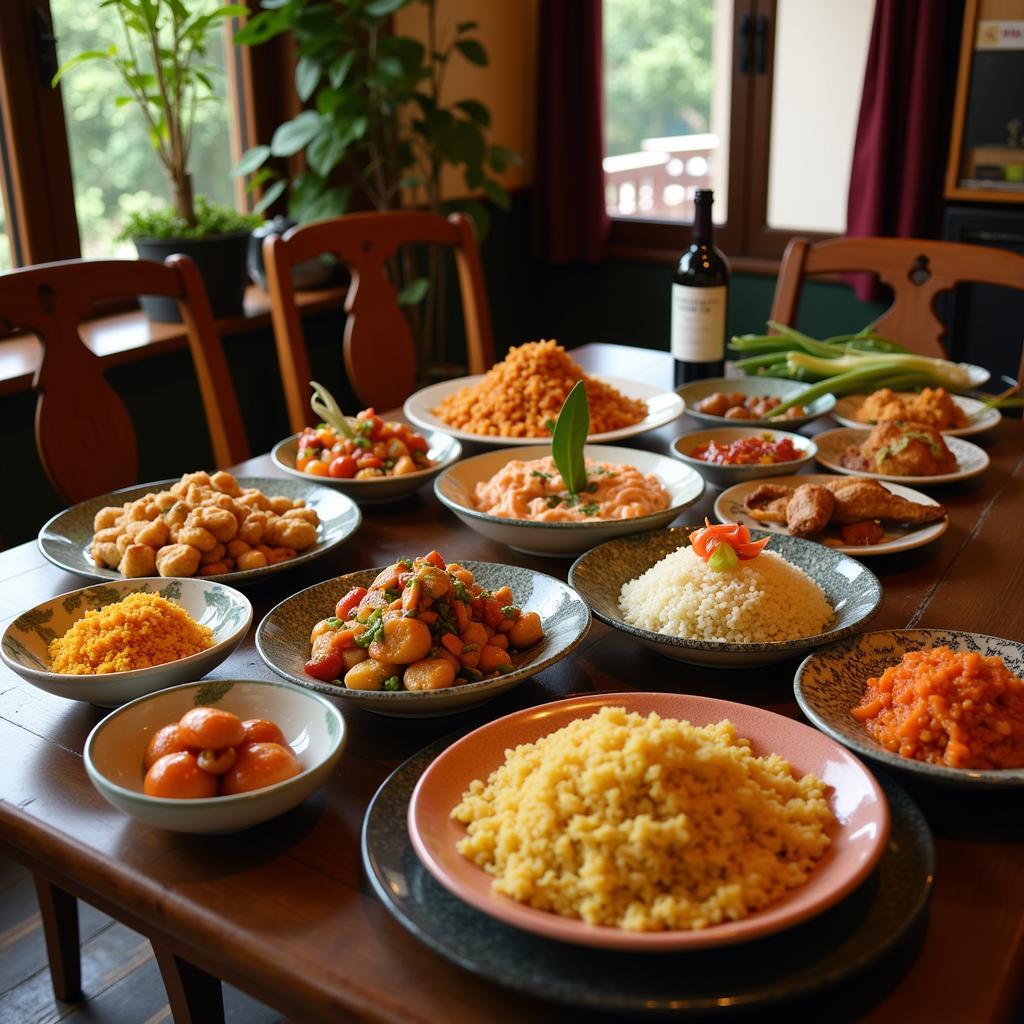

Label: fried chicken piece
[786,484,834,538]
[743,484,793,524]
[823,477,946,524]
[840,521,886,546]
[858,388,967,430]
[840,420,957,476]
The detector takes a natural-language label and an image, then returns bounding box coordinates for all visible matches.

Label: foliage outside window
[52,0,254,254]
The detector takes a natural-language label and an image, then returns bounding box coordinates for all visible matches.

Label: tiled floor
[0,855,284,1024]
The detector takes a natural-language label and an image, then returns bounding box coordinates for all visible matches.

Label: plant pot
[247,216,335,291]
[134,230,252,322]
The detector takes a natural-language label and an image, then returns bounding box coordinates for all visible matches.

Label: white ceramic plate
[814,429,990,485]
[434,445,705,557]
[403,375,685,446]
[714,474,948,556]
[271,431,462,504]
[38,476,361,586]
[832,393,1001,437]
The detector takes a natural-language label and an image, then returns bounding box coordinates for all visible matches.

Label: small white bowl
[433,445,705,557]
[85,678,346,833]
[1,578,252,708]
[671,427,817,487]
[271,430,462,504]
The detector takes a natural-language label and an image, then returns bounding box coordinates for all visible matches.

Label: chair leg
[152,942,225,1024]
[32,875,82,1002]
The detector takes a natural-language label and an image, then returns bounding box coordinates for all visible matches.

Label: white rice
[619,546,833,644]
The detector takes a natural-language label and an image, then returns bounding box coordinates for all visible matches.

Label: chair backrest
[0,256,249,503]
[264,210,495,430]
[770,236,1024,384]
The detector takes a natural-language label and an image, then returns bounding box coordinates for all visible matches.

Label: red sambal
[689,433,803,466]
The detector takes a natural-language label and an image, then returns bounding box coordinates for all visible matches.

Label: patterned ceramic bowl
[272,431,462,504]
[568,528,882,668]
[795,629,1024,788]
[671,427,817,487]
[1,578,252,707]
[85,678,346,833]
[256,561,591,717]
[676,376,836,430]
[434,445,705,557]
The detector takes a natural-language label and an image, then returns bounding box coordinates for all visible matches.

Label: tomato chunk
[336,586,367,620]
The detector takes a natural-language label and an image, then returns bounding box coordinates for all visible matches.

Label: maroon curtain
[535,0,608,263]
[847,0,964,246]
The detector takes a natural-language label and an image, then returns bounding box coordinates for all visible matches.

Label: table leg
[32,875,82,1002]
[152,943,225,1024]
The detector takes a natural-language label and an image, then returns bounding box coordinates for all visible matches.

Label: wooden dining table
[1,343,1022,1024]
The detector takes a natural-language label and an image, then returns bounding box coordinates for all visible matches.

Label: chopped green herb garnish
[501,605,520,619]
[383,587,400,602]
[451,578,473,603]
[584,481,599,493]
[326,617,343,630]
[580,502,600,516]
[354,609,384,647]
[531,470,552,481]
[462,643,479,653]
[546,495,563,509]
[383,675,401,691]
[398,557,413,569]
[353,437,371,450]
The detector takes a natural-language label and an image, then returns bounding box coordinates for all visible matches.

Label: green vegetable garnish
[707,542,739,572]
[501,604,520,618]
[531,470,552,481]
[354,609,384,647]
[580,502,601,517]
[551,380,590,496]
[383,675,401,691]
[326,617,343,630]
[309,381,356,438]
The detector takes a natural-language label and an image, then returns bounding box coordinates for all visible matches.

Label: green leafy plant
[118,195,260,240]
[53,0,249,234]
[234,0,518,231]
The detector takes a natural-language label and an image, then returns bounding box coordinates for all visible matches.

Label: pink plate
[408,692,890,951]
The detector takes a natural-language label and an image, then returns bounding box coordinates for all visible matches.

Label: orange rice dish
[48,593,213,675]
[473,456,669,522]
[851,647,1024,769]
[432,340,647,437]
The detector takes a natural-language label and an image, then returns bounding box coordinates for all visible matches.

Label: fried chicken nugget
[93,507,124,531]
[91,541,122,569]
[210,471,242,496]
[155,543,201,578]
[119,543,157,578]
[189,506,238,542]
[265,517,317,550]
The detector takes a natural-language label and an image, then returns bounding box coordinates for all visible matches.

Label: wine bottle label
[670,284,727,362]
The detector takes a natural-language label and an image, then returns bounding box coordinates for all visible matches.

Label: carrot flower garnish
[688,519,769,570]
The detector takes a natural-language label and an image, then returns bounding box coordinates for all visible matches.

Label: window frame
[0,0,268,270]
[605,0,842,268]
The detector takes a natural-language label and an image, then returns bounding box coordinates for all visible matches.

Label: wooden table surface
[2,344,1023,1024]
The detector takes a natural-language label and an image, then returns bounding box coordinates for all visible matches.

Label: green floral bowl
[85,678,346,833]
[1,578,252,707]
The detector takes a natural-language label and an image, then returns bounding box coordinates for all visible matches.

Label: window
[0,0,258,269]
[603,0,875,260]
[51,0,239,259]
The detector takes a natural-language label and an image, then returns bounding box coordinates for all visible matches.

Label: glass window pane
[603,0,732,223]
[765,0,874,234]
[51,0,238,258]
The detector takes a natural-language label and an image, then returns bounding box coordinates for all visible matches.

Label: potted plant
[54,0,261,322]
[233,0,519,374]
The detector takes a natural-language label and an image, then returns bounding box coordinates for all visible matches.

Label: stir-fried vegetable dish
[305,551,543,691]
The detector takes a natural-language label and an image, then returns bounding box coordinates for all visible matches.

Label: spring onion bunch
[729,323,978,416]
[309,381,355,439]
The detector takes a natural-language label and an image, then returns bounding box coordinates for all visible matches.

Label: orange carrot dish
[852,647,1024,769]
[305,551,543,692]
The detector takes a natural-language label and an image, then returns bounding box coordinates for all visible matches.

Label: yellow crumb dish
[473,456,669,522]
[452,706,834,931]
[49,593,213,674]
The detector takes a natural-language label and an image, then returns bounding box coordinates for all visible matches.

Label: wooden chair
[0,256,250,503]
[770,236,1024,386]
[264,210,495,431]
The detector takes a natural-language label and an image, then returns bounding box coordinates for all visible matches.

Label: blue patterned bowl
[795,629,1024,788]
[85,678,345,833]
[1,578,252,707]
[568,528,882,667]
[256,561,591,717]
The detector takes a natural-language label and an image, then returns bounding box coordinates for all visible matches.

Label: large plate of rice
[568,527,882,667]
[407,692,889,951]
